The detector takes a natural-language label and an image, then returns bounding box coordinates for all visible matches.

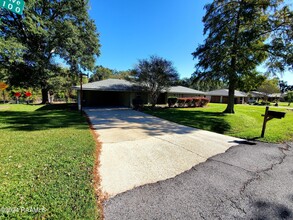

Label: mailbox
[261,107,286,137]
[267,110,286,119]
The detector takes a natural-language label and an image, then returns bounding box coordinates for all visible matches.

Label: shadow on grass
[145,108,231,134]
[0,104,86,131]
[35,103,78,111]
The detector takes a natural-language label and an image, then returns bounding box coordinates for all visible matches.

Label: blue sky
[88,0,292,84]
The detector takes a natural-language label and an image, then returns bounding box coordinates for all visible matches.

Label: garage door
[83,91,132,107]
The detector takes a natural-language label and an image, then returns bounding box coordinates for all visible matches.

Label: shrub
[260,101,270,106]
[168,97,210,108]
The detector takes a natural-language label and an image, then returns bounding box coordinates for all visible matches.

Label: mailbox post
[261,106,286,138]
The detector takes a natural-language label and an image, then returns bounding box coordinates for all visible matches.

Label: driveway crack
[240,144,290,195]
[154,136,206,159]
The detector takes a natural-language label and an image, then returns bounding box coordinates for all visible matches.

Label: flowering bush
[25,92,32,97]
[167,97,210,108]
[14,92,21,98]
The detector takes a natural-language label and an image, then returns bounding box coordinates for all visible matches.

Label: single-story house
[248,91,283,103]
[74,79,205,109]
[157,86,205,104]
[268,93,283,102]
[205,89,248,104]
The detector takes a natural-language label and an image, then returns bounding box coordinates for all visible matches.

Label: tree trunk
[2,91,5,104]
[41,88,49,104]
[223,81,235,114]
[223,1,243,114]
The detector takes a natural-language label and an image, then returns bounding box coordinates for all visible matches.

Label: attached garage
[74,79,147,109]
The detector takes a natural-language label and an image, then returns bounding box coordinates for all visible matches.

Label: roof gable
[206,89,247,97]
[74,79,140,91]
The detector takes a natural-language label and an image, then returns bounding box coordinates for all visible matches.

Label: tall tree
[192,0,290,113]
[0,0,100,103]
[132,56,179,108]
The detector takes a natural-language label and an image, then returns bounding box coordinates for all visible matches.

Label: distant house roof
[74,79,141,92]
[206,89,247,97]
[167,86,205,95]
[249,91,266,97]
[268,93,282,98]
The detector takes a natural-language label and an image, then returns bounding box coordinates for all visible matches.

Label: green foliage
[257,78,280,99]
[0,104,99,219]
[0,0,100,103]
[287,91,293,106]
[47,67,78,102]
[266,6,293,73]
[191,78,227,92]
[133,55,179,107]
[89,65,132,82]
[192,0,291,113]
[237,71,266,92]
[279,80,293,93]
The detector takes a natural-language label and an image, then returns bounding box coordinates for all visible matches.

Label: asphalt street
[104,141,293,220]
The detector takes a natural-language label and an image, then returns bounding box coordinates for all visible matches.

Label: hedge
[167,97,210,108]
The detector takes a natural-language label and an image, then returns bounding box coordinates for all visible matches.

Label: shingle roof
[168,86,205,95]
[74,79,141,92]
[206,89,247,97]
[74,79,206,95]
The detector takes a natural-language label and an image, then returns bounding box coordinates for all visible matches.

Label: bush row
[168,97,210,108]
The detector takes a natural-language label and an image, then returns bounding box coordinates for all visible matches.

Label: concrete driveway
[85,108,242,197]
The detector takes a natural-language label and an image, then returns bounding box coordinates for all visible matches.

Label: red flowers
[14,92,21,97]
[25,92,32,97]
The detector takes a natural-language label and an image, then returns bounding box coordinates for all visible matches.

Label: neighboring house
[157,86,205,104]
[206,89,248,104]
[248,91,283,103]
[74,79,205,108]
[268,93,282,102]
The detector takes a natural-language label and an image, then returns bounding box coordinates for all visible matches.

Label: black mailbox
[267,110,286,119]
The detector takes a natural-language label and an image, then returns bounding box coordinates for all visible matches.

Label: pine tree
[193,0,290,113]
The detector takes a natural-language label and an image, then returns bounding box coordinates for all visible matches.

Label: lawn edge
[84,112,105,220]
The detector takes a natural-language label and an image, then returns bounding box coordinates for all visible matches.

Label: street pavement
[85,108,242,197]
[104,141,293,220]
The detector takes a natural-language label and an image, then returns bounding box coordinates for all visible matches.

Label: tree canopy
[132,56,179,108]
[0,0,100,103]
[89,65,132,82]
[192,0,292,113]
[257,77,280,99]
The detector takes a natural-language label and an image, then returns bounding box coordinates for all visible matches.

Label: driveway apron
[85,108,242,197]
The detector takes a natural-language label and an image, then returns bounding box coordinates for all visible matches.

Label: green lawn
[0,104,99,219]
[145,103,293,143]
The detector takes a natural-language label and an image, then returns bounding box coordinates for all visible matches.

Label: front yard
[0,104,99,219]
[145,103,293,143]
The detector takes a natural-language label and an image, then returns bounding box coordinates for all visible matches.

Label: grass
[0,104,99,219]
[144,103,293,143]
